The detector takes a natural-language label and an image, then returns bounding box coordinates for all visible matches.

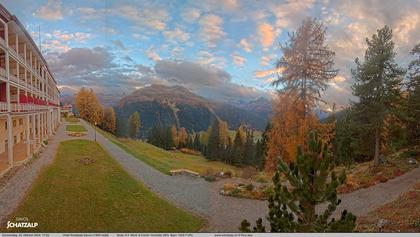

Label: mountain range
[115,84,272,137]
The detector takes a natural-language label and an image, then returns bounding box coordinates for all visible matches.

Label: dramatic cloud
[152,60,267,102]
[6,0,418,110]
[34,0,63,21]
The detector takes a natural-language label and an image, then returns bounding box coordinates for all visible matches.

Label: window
[19,119,23,125]
[13,120,16,127]
[4,121,6,130]
[13,136,17,144]
[20,132,24,141]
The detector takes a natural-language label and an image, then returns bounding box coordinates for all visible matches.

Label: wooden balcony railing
[0,102,7,112]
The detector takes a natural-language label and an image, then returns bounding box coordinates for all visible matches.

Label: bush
[204,175,216,182]
[230,188,241,196]
[245,183,254,191]
[224,170,232,178]
[241,166,258,179]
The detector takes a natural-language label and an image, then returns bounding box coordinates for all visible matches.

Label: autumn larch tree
[240,132,356,232]
[75,88,104,125]
[101,107,117,134]
[272,17,337,119]
[266,18,337,171]
[178,127,189,148]
[128,112,141,139]
[351,26,405,166]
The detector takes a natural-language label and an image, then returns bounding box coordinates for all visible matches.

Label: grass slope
[64,116,80,123]
[6,140,203,232]
[97,127,241,176]
[66,124,87,132]
[357,182,420,232]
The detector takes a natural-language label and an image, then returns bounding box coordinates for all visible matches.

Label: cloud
[116,5,169,31]
[268,0,315,29]
[260,54,275,66]
[48,47,113,74]
[197,51,227,69]
[199,14,226,47]
[232,53,246,66]
[258,22,276,49]
[112,40,126,50]
[40,30,91,53]
[255,68,284,78]
[238,38,253,52]
[221,0,240,10]
[153,60,267,102]
[34,0,63,21]
[163,27,190,43]
[146,47,161,61]
[181,8,202,23]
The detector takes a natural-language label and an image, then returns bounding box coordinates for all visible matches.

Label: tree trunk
[373,128,381,166]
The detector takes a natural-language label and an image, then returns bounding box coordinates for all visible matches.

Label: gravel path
[81,120,420,232]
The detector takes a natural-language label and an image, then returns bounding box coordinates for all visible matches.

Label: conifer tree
[352,25,405,166]
[128,112,141,139]
[240,132,356,232]
[193,133,201,151]
[206,119,229,160]
[232,126,246,165]
[406,43,420,145]
[164,126,175,149]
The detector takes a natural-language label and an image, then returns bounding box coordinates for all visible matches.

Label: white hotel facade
[0,4,60,174]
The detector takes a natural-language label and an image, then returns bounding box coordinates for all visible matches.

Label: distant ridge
[115,84,271,137]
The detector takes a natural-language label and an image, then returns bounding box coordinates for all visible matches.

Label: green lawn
[66,124,87,132]
[6,140,203,232]
[97,128,241,176]
[65,116,80,123]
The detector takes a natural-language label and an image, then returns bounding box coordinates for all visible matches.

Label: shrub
[230,188,241,196]
[224,170,232,178]
[204,175,216,182]
[245,183,254,191]
[241,166,258,179]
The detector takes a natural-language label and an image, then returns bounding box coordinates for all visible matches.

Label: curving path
[0,119,419,232]
[80,120,420,232]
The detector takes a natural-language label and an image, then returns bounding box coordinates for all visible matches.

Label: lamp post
[94,122,97,142]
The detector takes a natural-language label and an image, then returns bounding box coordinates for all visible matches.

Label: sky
[2,0,420,109]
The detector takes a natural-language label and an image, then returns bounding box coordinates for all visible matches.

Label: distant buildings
[0,4,61,174]
[61,104,73,117]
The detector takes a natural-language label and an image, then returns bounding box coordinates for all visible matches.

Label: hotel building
[0,4,61,174]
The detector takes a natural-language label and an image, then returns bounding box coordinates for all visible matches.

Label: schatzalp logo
[6,217,38,229]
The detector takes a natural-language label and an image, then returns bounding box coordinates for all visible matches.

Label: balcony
[9,45,17,57]
[0,67,6,79]
[0,102,7,113]
[9,103,48,113]
[0,37,5,48]
[9,74,18,83]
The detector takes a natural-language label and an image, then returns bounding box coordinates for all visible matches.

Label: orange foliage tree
[265,18,337,173]
[75,88,104,125]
